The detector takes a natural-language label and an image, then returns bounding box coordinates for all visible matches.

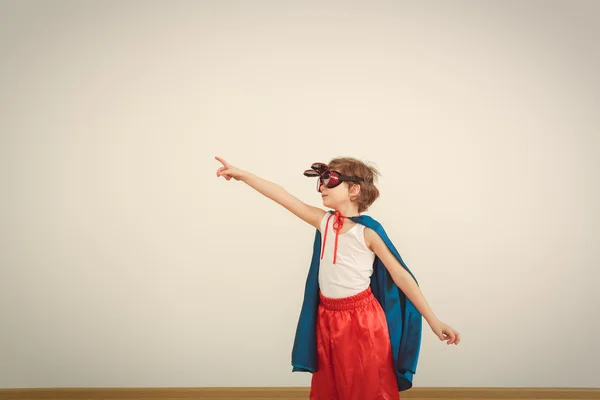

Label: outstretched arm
[215,156,326,229]
[365,228,461,345]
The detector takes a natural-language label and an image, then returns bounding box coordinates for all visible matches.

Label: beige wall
[1,0,598,389]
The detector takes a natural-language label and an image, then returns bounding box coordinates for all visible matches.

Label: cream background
[1,0,598,388]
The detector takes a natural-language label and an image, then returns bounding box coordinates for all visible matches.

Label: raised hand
[215,156,247,181]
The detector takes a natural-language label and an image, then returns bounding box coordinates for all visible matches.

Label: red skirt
[310,286,400,400]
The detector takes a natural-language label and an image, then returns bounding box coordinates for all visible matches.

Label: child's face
[320,182,356,209]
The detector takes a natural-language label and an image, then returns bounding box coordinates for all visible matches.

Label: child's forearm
[240,171,292,206]
[238,171,324,227]
[390,270,439,325]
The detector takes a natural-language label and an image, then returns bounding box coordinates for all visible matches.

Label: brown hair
[328,157,380,213]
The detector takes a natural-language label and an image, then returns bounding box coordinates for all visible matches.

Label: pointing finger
[215,156,229,168]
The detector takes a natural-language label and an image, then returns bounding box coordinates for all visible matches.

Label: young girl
[215,156,460,400]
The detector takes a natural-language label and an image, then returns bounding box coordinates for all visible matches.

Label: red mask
[303,162,372,193]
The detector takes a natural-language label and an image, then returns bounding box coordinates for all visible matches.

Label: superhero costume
[292,210,422,391]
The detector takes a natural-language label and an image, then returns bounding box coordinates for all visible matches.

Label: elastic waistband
[319,287,375,311]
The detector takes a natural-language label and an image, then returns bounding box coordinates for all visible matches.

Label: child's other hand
[215,156,246,181]
[429,319,460,345]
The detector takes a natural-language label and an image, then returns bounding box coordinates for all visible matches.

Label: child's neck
[333,205,360,218]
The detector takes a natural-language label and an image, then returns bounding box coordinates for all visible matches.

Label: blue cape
[291,212,422,391]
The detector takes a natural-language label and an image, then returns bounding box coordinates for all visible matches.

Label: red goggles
[303,162,373,192]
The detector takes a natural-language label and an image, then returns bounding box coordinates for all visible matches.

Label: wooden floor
[117,397,599,400]
[0,387,599,400]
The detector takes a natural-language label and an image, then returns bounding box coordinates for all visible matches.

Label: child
[215,156,460,400]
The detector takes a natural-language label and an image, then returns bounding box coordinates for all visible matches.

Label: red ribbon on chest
[320,210,347,265]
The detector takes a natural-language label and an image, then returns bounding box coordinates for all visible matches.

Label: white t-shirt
[318,212,376,299]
